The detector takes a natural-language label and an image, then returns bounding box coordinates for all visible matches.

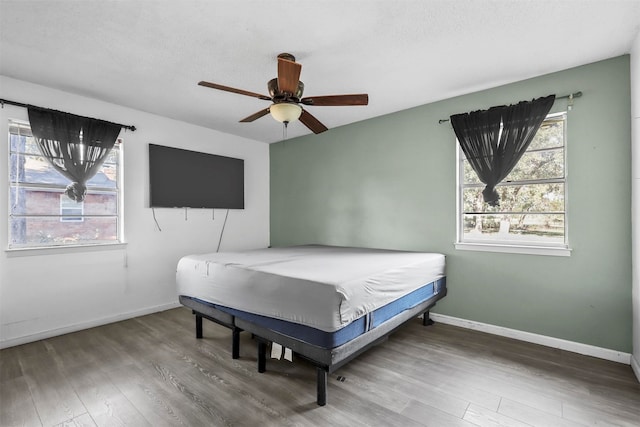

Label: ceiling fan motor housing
[268,78,304,102]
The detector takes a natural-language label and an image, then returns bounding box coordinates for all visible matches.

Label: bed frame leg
[423,311,434,326]
[232,328,240,359]
[317,368,328,406]
[195,312,203,338]
[257,341,267,373]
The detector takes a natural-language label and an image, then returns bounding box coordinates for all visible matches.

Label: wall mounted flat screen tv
[149,144,244,209]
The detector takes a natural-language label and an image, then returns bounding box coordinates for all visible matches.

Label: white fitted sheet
[176,245,445,332]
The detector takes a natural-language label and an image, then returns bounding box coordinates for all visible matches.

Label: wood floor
[1,308,639,427]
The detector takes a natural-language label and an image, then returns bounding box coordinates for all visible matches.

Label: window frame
[455,111,571,257]
[7,119,124,251]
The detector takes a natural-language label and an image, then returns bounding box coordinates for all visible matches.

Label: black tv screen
[149,144,244,209]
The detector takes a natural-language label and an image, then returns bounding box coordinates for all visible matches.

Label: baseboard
[430,313,632,365]
[3,305,634,370]
[632,354,640,382]
[0,301,181,350]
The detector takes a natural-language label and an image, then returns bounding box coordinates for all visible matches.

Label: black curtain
[28,107,122,202]
[450,95,555,206]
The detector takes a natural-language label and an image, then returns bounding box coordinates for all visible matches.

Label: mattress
[176,245,446,333]
[181,276,445,349]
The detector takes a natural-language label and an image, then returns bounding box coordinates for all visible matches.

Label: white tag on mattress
[271,342,283,360]
[284,347,293,362]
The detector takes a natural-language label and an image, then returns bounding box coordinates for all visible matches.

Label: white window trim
[454,242,571,257]
[455,111,571,257]
[5,242,128,257]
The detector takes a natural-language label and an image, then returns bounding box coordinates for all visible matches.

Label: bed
[177,244,447,406]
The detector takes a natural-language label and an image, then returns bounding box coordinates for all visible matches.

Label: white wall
[631,30,640,381]
[0,76,270,349]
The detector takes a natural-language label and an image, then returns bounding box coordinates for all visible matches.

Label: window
[456,112,569,256]
[8,119,122,249]
[60,196,84,223]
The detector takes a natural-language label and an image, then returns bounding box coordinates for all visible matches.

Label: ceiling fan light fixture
[270,102,302,124]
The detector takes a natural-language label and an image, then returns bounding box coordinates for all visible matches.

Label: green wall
[270,56,632,353]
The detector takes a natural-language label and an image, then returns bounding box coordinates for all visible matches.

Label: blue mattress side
[185,276,445,349]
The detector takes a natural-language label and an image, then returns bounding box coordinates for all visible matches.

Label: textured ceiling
[1,0,639,143]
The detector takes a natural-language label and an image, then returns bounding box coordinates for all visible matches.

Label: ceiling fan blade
[240,108,270,122]
[299,109,328,134]
[277,58,302,95]
[300,94,369,106]
[198,81,271,101]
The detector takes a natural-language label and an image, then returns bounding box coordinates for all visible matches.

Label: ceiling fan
[198,53,369,134]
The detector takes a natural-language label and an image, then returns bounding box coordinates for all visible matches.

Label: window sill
[455,242,571,257]
[5,242,128,257]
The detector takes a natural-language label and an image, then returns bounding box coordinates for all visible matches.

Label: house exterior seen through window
[456,112,569,256]
[8,119,122,249]
[60,195,84,223]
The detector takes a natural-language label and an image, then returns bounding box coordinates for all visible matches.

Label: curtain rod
[0,98,137,131]
[437,91,582,124]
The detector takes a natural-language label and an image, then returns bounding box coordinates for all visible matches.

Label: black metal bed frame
[179,281,446,406]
